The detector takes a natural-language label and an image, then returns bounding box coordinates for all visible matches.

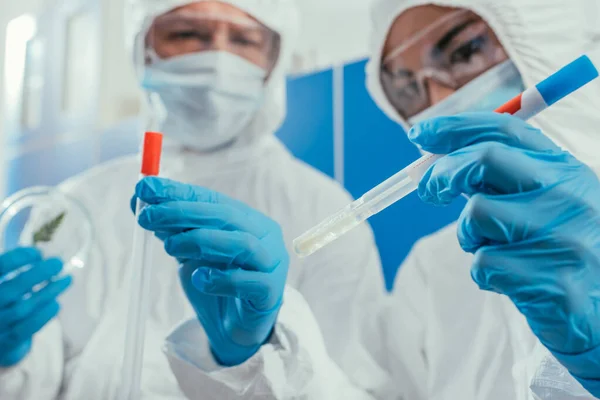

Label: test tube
[294,54,600,258]
[117,131,163,400]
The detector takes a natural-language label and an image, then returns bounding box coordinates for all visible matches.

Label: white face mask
[408,60,525,125]
[141,51,267,151]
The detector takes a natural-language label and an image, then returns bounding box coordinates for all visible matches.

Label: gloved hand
[0,248,71,367]
[131,177,289,366]
[409,112,600,390]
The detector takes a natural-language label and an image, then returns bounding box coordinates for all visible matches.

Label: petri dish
[0,186,93,274]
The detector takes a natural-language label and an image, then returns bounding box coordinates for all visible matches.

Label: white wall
[98,0,141,130]
[0,0,140,135]
[292,0,375,74]
[0,0,48,198]
[0,0,47,129]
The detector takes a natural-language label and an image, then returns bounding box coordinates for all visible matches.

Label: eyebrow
[434,19,477,52]
[231,25,263,34]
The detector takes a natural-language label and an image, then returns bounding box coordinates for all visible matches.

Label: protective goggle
[145,8,280,70]
[380,9,508,119]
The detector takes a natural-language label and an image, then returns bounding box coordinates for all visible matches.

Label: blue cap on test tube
[536,55,599,106]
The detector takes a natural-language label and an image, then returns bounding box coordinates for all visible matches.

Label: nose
[426,78,456,105]
[211,25,231,52]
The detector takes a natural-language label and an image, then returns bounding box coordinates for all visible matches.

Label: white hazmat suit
[157,0,600,399]
[0,0,389,398]
[365,0,600,399]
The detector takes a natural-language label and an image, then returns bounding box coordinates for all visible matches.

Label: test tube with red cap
[117,131,163,400]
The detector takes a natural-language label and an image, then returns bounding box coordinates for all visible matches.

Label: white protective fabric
[0,0,390,399]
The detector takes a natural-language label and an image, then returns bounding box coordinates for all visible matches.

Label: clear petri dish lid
[0,186,93,275]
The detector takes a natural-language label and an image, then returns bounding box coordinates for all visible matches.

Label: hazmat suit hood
[366,0,600,171]
[126,0,300,154]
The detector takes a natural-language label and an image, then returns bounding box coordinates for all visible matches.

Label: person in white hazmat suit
[363,0,600,399]
[0,0,389,398]
[119,0,600,399]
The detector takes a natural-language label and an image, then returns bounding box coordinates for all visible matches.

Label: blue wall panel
[343,60,466,289]
[276,70,335,178]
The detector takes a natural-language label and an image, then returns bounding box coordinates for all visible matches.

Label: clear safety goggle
[380,9,508,119]
[145,9,280,70]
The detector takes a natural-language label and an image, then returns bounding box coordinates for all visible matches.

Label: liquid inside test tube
[294,205,364,257]
[294,170,418,257]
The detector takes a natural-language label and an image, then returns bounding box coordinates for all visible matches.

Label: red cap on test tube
[141,132,163,176]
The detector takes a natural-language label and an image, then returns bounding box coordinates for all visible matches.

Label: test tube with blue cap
[294,53,600,258]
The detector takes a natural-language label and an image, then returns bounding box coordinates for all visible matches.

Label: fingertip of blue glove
[469,257,498,293]
[43,257,65,276]
[470,265,486,289]
[9,247,43,262]
[416,186,433,204]
[0,340,32,368]
[131,177,169,214]
[23,246,43,257]
[163,235,177,254]
[416,167,436,204]
[49,299,61,314]
[456,227,479,254]
[47,275,72,298]
[191,267,212,289]
[57,274,73,289]
[129,195,138,215]
[136,206,153,229]
[407,116,451,153]
[134,176,169,204]
[407,120,427,144]
[135,176,156,199]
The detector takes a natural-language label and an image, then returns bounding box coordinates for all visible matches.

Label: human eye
[449,35,487,65]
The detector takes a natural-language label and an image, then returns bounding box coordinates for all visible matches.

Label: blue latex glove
[409,112,600,393]
[131,177,289,366]
[0,248,71,367]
